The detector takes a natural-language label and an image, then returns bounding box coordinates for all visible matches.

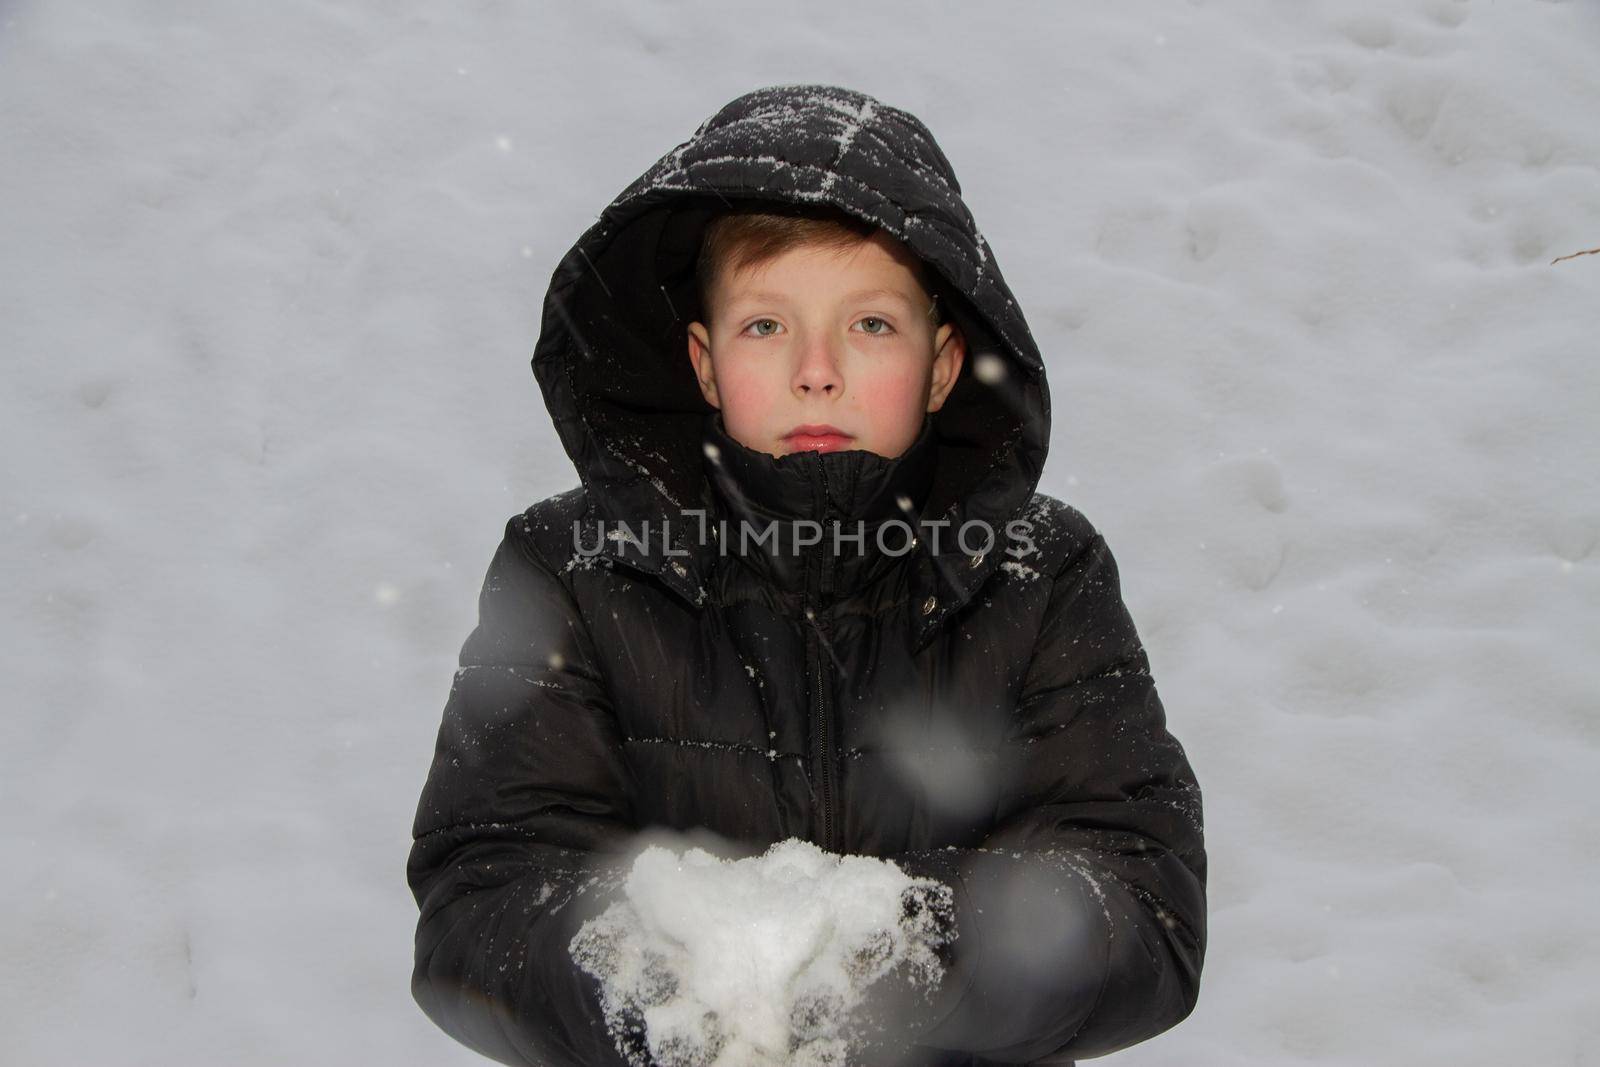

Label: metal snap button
[921,595,937,615]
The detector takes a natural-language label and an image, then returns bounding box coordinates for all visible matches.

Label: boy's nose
[792,337,844,395]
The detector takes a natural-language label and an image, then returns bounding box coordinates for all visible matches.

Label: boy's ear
[686,321,720,409]
[926,321,966,413]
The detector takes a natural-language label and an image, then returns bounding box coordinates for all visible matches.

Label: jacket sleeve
[888,520,1207,1064]
[407,512,641,1067]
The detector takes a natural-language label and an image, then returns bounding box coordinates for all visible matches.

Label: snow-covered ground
[2,1,1596,1063]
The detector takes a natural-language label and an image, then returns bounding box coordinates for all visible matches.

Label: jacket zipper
[805,610,841,855]
[807,462,839,854]
[805,611,834,853]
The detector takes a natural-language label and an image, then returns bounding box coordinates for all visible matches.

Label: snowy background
[2,0,1597,1063]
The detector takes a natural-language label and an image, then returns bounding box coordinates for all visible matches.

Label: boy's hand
[898,881,958,965]
[612,990,726,1067]
[585,940,720,1067]
[612,999,655,1067]
[839,879,960,1063]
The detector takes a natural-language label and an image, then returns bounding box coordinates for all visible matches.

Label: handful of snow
[569,837,956,1067]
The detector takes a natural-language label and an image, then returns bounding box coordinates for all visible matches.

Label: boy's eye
[738,317,895,337]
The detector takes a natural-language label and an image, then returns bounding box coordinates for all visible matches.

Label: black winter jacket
[408,84,1207,1067]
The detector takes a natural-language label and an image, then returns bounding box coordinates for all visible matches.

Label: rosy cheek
[719,367,767,411]
[714,367,777,439]
[856,363,925,416]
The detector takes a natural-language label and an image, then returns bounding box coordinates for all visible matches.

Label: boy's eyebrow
[842,287,915,305]
[725,287,916,306]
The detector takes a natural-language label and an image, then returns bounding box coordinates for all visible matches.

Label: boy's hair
[695,203,946,329]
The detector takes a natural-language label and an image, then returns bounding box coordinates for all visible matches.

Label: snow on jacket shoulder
[407,83,1207,1067]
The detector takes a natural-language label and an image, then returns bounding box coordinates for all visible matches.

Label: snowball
[570,838,955,1066]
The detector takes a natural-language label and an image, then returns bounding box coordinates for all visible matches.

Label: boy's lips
[784,425,854,453]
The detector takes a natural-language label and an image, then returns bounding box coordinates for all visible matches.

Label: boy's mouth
[783,425,854,453]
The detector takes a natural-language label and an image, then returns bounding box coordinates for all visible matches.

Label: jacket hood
[529,83,1051,630]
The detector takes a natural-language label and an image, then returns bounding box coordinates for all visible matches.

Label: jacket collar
[577,410,1027,650]
[699,412,938,601]
[703,411,937,525]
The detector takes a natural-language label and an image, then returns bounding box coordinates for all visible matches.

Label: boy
[408,84,1207,1066]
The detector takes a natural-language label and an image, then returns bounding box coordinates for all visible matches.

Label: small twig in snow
[1551,246,1600,265]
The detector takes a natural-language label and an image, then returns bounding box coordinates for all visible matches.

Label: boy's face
[686,230,965,459]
